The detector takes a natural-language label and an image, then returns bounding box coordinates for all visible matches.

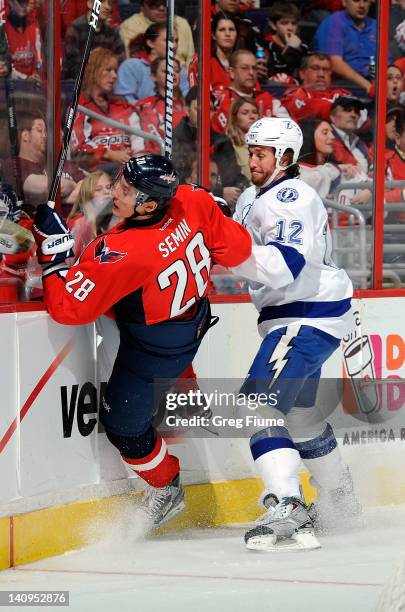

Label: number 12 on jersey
[157,232,211,318]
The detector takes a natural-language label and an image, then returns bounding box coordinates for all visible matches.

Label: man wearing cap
[330,95,371,172]
[281,53,351,123]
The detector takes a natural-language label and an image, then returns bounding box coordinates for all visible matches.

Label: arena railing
[324,180,405,289]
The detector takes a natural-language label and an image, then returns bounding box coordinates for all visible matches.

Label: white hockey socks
[250,427,302,500]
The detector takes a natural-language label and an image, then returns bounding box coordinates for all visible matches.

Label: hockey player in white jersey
[230,117,359,551]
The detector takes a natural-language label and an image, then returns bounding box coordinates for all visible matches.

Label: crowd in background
[0,0,405,302]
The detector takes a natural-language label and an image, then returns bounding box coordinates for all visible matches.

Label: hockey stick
[164,0,175,159]
[47,0,102,209]
[4,78,23,207]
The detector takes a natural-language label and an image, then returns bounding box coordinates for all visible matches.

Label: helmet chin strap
[259,158,291,191]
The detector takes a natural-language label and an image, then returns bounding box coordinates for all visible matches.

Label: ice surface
[1,506,405,612]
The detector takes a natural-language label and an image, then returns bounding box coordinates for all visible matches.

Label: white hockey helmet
[245,117,303,163]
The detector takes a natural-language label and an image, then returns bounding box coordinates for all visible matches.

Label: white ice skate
[245,493,321,552]
[142,475,185,530]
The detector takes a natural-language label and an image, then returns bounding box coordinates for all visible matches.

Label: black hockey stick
[164,0,175,159]
[47,0,102,209]
[4,78,23,207]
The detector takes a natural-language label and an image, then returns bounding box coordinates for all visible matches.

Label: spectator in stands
[182,153,221,195]
[212,49,289,133]
[299,118,359,198]
[2,111,83,217]
[70,47,143,173]
[188,13,241,91]
[390,0,405,62]
[387,64,404,109]
[188,13,243,92]
[313,0,386,94]
[302,0,344,24]
[329,95,371,173]
[264,2,308,85]
[134,57,186,154]
[281,53,351,123]
[119,0,194,67]
[386,107,403,150]
[67,170,117,259]
[211,0,241,14]
[62,0,125,80]
[0,26,11,77]
[5,0,43,80]
[384,110,405,220]
[61,0,121,34]
[173,86,248,209]
[226,96,259,181]
[115,23,189,103]
[211,0,264,54]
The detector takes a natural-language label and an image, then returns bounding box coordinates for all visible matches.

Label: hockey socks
[250,427,302,500]
[122,436,180,487]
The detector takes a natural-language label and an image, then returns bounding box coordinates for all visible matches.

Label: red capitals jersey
[188,54,232,94]
[5,21,42,78]
[281,86,350,123]
[385,148,405,217]
[42,185,252,326]
[70,95,143,170]
[134,95,187,154]
[212,86,289,133]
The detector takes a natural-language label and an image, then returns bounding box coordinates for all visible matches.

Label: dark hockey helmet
[123,154,179,208]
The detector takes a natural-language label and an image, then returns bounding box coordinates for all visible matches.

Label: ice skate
[245,494,321,552]
[142,475,185,530]
[313,467,363,534]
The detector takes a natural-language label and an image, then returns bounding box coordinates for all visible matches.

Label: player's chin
[250,173,263,185]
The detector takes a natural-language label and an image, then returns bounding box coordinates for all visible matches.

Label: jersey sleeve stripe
[267,241,305,280]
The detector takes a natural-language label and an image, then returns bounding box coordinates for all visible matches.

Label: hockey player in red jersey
[32,154,251,530]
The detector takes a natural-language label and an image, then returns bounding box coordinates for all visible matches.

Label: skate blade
[246,531,321,552]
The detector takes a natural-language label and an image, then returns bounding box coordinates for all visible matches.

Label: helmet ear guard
[122,154,179,210]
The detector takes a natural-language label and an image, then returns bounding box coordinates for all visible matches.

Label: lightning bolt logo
[268,327,300,382]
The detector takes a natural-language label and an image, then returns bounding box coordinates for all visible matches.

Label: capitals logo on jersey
[95,238,127,264]
[276,187,299,203]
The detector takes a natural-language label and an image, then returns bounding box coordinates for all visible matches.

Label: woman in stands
[114,22,189,103]
[299,119,359,199]
[134,57,187,155]
[226,96,259,181]
[188,12,240,94]
[67,171,117,260]
[70,47,144,173]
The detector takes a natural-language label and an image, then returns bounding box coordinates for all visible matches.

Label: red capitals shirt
[385,148,405,219]
[134,95,187,154]
[188,54,232,94]
[42,185,252,326]
[212,86,289,133]
[281,86,350,122]
[5,21,42,78]
[70,95,143,171]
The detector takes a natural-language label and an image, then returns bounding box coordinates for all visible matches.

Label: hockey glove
[0,185,34,254]
[0,183,21,224]
[32,204,74,268]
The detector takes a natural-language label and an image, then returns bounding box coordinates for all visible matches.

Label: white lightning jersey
[231,176,353,339]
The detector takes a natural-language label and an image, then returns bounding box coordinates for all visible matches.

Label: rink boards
[1,295,405,568]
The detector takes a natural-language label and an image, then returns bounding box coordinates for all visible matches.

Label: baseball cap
[331,95,366,112]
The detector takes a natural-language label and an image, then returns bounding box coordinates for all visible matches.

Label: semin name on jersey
[158,219,192,258]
